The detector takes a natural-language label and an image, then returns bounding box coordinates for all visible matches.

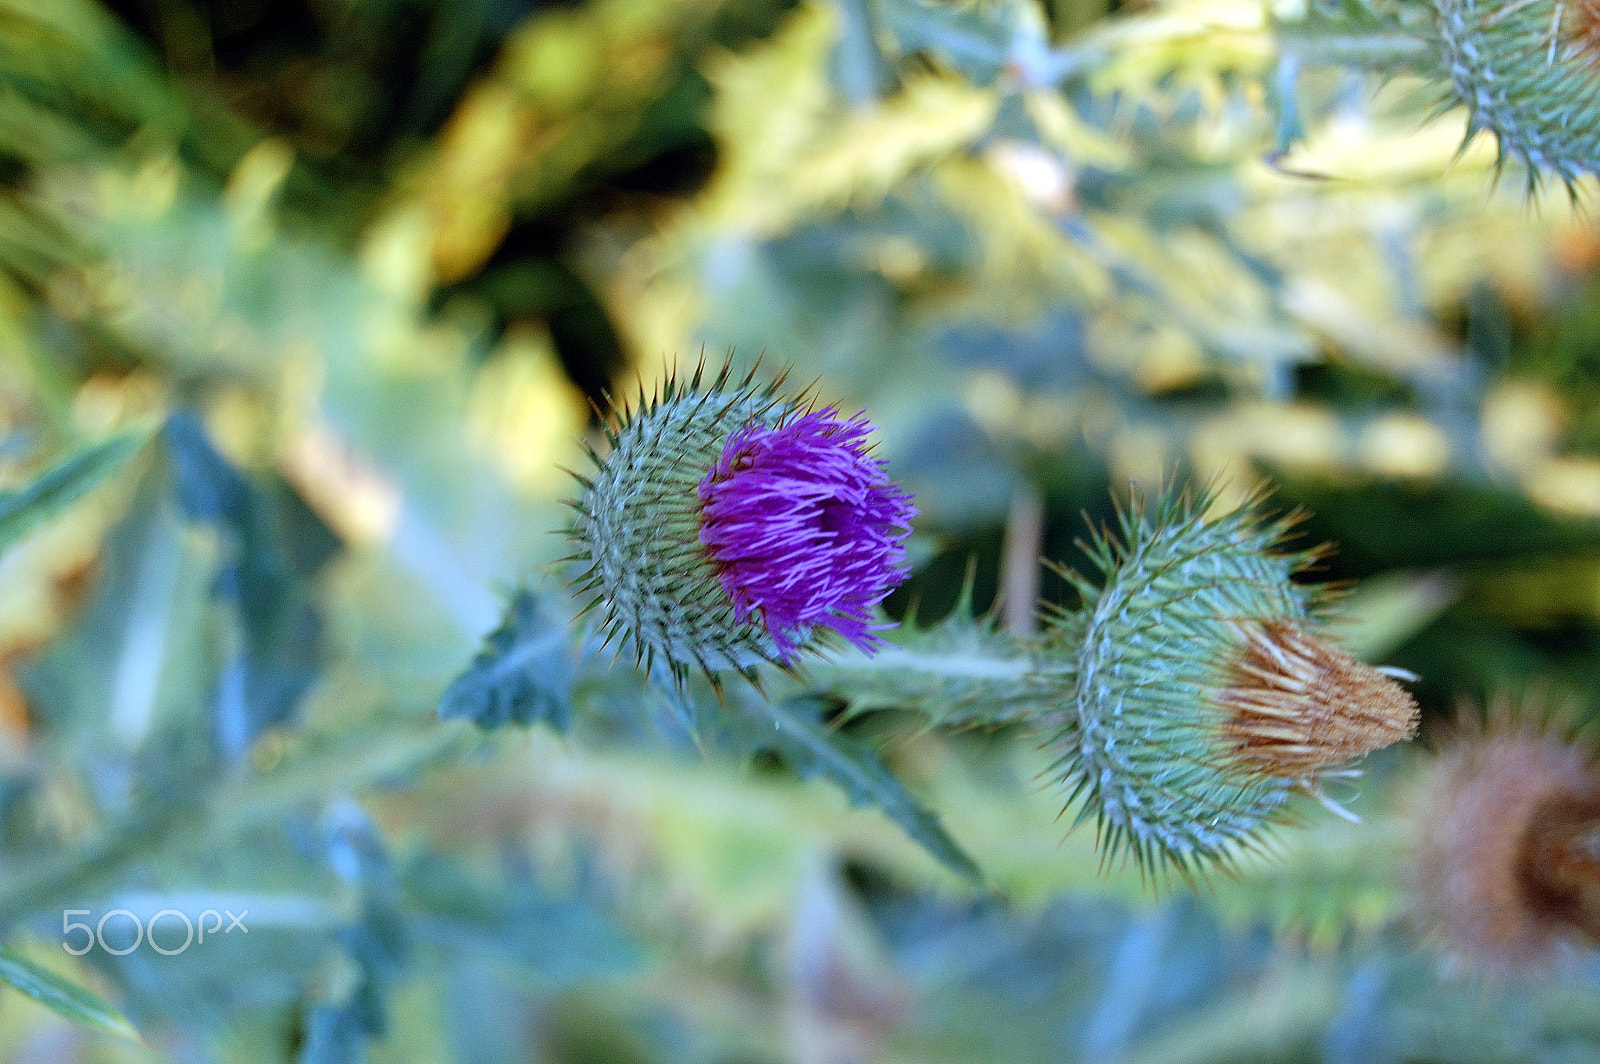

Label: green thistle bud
[1047,486,1419,878]
[1432,0,1600,182]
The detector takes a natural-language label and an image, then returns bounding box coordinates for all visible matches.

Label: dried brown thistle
[1414,707,1600,973]
[1220,621,1419,782]
[1517,790,1600,945]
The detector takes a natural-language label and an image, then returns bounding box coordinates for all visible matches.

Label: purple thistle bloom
[697,408,916,662]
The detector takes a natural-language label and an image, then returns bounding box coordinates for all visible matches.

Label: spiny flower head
[567,362,915,688]
[1431,0,1600,184]
[1046,484,1419,880]
[1411,701,1600,974]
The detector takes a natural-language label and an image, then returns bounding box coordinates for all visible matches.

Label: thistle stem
[847,645,1038,681]
[793,641,1053,728]
[1274,27,1432,66]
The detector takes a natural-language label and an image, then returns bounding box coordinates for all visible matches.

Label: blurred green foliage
[0,0,1598,1061]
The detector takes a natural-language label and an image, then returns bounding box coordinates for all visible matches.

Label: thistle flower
[1431,0,1600,183]
[566,363,915,687]
[1412,703,1600,974]
[1047,485,1419,877]
[699,409,915,661]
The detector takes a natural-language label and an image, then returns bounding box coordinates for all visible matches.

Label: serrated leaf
[437,589,575,730]
[0,945,142,1043]
[0,427,147,556]
[164,411,339,758]
[713,692,982,881]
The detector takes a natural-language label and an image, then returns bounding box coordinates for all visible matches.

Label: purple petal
[697,408,916,661]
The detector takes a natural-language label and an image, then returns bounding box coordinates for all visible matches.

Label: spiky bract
[569,364,795,685]
[1047,485,1417,879]
[1432,0,1600,183]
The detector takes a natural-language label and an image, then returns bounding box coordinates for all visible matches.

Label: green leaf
[1204,803,1409,946]
[438,589,576,730]
[0,945,142,1043]
[1329,570,1458,662]
[401,854,643,983]
[164,410,339,757]
[0,427,148,556]
[878,0,1018,85]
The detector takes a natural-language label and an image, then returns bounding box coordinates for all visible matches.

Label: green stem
[794,640,1062,728]
[1275,27,1432,65]
[837,645,1036,681]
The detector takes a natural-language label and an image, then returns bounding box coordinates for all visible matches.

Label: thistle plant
[1269,0,1600,184]
[565,362,915,688]
[1411,701,1600,973]
[1043,487,1419,877]
[1430,0,1600,183]
[565,374,1428,880]
[806,482,1422,879]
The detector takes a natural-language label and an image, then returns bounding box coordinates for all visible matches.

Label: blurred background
[0,0,1598,1060]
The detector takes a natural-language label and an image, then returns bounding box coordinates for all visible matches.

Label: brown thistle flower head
[1220,621,1420,784]
[1412,705,1600,974]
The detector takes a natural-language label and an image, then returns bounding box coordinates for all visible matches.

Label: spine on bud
[1430,0,1600,182]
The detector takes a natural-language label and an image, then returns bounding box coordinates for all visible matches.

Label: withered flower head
[1221,620,1420,782]
[1047,483,1420,878]
[1413,704,1600,974]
